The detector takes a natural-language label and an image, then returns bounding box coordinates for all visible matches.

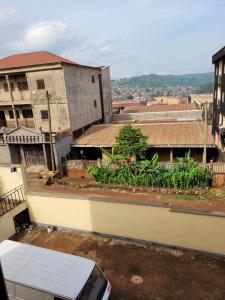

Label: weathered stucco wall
[101,67,112,123]
[63,65,103,131]
[27,194,225,255]
[0,165,24,194]
[0,202,27,241]
[0,145,11,164]
[29,68,71,132]
[113,110,203,122]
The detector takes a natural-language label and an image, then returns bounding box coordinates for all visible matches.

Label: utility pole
[46,91,55,173]
[0,261,8,300]
[203,101,208,164]
[6,74,18,128]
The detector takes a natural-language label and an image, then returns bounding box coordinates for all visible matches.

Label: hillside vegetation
[112,72,214,89]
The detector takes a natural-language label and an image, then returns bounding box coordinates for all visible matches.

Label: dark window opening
[9,110,14,119]
[22,110,33,118]
[17,81,28,91]
[92,75,95,83]
[9,110,20,119]
[4,82,15,92]
[41,110,48,120]
[36,79,45,90]
[94,99,97,107]
[78,266,107,300]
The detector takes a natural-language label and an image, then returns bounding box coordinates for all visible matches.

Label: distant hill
[112,72,214,90]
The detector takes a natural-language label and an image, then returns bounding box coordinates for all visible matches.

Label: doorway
[0,111,6,127]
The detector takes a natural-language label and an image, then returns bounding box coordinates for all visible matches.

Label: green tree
[115,123,147,161]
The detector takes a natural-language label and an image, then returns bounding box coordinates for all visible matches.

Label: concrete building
[212,46,225,157]
[0,51,112,170]
[72,122,217,163]
[113,103,203,123]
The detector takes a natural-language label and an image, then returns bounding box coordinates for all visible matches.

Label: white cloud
[0,8,16,27]
[8,21,76,51]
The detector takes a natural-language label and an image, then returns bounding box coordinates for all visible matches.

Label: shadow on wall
[0,177,4,195]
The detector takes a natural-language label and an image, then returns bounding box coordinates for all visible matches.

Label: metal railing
[0,185,25,217]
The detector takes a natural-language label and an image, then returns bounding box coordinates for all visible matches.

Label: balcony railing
[4,134,43,144]
[0,185,25,217]
[6,119,35,129]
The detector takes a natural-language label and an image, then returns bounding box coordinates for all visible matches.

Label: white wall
[0,165,24,194]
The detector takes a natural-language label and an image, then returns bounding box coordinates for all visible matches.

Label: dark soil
[17,227,225,300]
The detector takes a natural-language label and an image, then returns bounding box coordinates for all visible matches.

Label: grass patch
[175,194,199,201]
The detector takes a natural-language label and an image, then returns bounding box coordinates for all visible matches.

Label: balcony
[0,185,25,217]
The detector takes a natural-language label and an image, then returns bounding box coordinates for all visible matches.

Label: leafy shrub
[87,152,211,189]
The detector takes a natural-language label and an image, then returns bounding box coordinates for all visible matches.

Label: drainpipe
[6,74,18,128]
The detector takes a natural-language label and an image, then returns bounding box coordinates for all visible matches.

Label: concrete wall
[54,134,73,171]
[113,110,203,122]
[27,194,225,255]
[0,165,24,194]
[63,65,103,131]
[0,202,27,241]
[0,145,11,164]
[0,76,30,102]
[29,68,71,132]
[101,67,112,123]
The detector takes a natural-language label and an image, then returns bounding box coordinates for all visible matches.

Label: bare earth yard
[16,227,225,300]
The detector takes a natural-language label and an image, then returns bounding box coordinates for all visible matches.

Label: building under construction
[0,51,112,171]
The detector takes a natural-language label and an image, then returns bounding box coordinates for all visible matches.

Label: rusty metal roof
[73,122,215,148]
[123,103,198,113]
[0,51,101,71]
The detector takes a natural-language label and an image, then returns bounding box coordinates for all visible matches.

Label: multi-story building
[0,51,112,170]
[212,46,225,156]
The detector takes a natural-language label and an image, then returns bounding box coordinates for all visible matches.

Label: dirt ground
[27,173,225,213]
[16,227,225,300]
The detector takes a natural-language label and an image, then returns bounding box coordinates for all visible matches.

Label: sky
[0,0,225,78]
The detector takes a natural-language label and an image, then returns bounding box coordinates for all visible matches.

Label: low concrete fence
[113,110,203,122]
[27,193,225,256]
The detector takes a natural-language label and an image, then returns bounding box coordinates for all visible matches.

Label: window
[17,81,28,91]
[91,75,95,83]
[94,99,97,107]
[36,79,45,90]
[41,110,48,120]
[8,110,14,119]
[22,109,33,118]
[8,110,19,119]
[4,82,14,92]
[78,266,107,300]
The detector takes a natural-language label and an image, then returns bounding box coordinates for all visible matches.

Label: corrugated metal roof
[73,122,215,148]
[0,240,95,299]
[123,103,198,113]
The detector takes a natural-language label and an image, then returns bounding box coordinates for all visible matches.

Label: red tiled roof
[0,51,77,70]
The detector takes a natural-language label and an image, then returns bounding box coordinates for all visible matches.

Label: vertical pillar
[42,143,48,168]
[20,145,26,165]
[40,128,48,169]
[170,148,173,162]
[6,74,18,128]
[53,142,59,172]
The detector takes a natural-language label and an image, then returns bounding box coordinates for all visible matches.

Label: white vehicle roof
[0,240,95,300]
